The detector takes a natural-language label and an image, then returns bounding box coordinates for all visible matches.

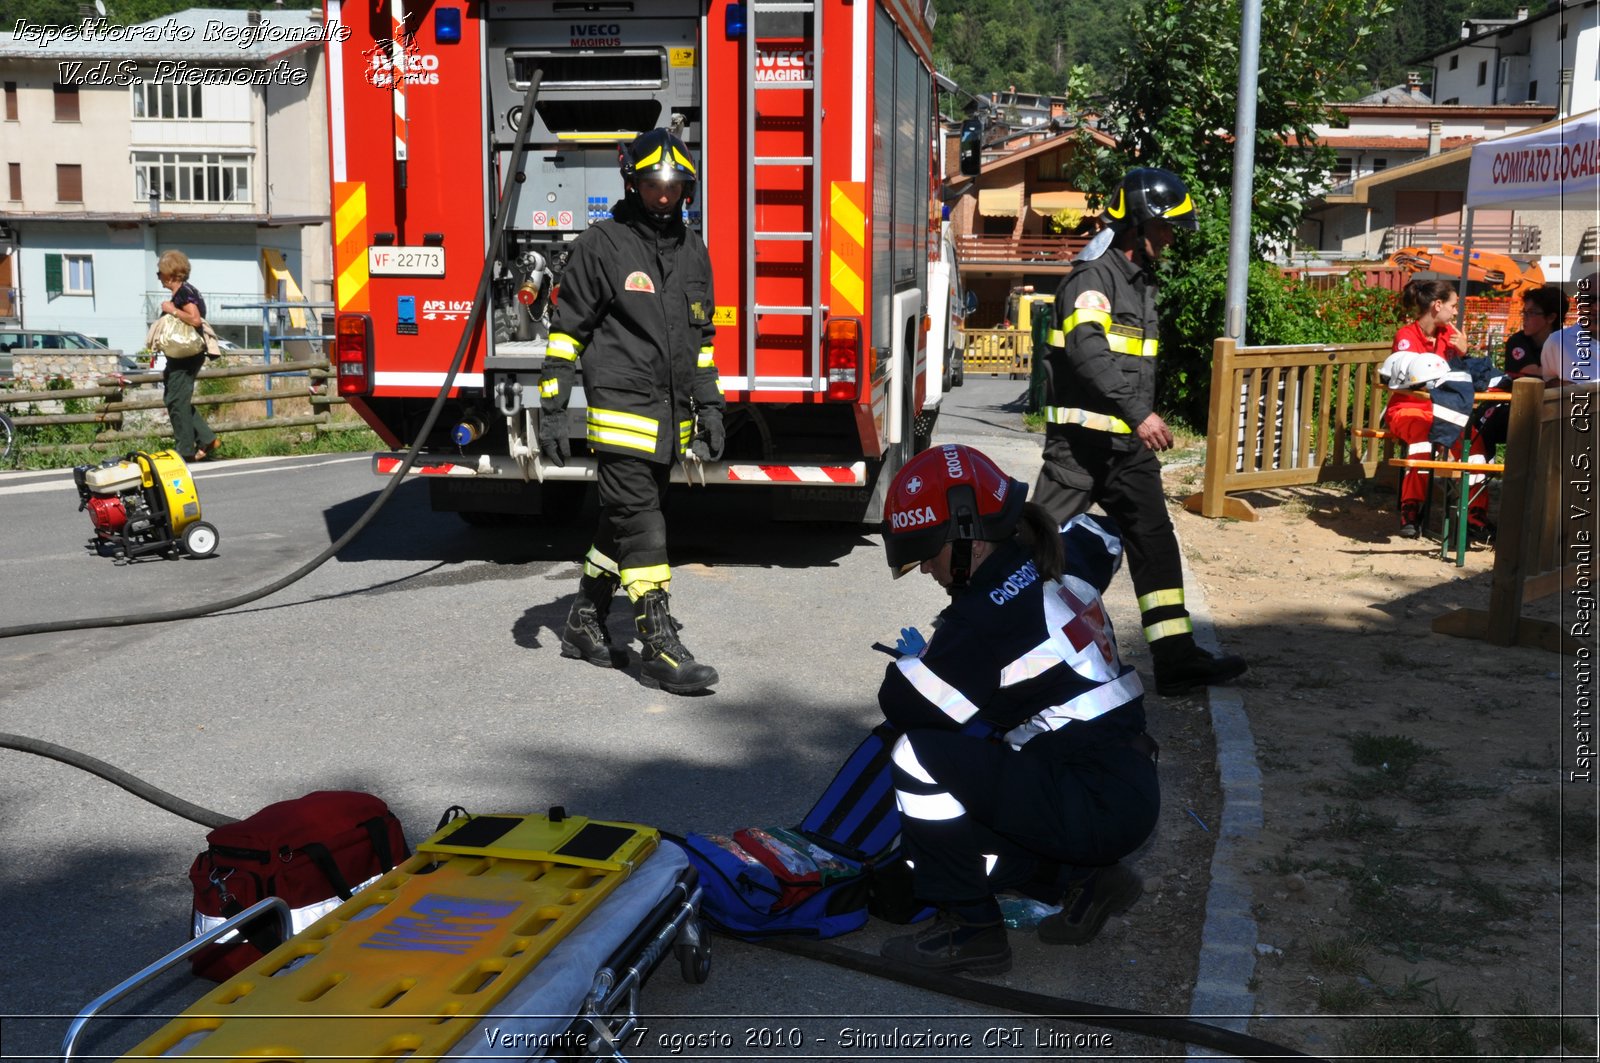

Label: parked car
[0,328,132,378]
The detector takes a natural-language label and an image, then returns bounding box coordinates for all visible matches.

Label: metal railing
[1379,222,1541,256]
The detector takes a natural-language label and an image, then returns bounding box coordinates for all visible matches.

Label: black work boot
[561,575,628,669]
[634,590,719,694]
[1037,863,1144,946]
[1153,636,1247,697]
[880,898,1011,975]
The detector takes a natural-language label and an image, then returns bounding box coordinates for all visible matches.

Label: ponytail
[1014,502,1065,583]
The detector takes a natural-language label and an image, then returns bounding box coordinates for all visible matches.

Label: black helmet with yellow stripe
[619,129,698,209]
[1105,167,1198,232]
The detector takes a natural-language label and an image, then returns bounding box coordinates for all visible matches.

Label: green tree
[1053,0,1397,426]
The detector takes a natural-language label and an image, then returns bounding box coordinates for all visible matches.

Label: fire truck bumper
[372,453,868,487]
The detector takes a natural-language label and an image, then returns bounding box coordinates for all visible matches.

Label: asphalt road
[1,377,1170,1061]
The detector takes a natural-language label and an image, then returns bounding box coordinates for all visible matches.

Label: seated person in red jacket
[1380,279,1492,541]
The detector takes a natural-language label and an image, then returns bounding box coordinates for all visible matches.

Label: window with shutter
[45,253,63,300]
[56,164,82,202]
[53,84,79,121]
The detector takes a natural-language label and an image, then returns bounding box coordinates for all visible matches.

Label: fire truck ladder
[744,0,824,394]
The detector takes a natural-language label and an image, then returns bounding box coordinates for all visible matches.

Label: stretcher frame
[62,831,707,1063]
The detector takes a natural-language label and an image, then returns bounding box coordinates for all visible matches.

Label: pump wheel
[182,521,220,558]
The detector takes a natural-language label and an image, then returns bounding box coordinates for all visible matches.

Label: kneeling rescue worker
[1035,167,1246,697]
[539,128,725,694]
[877,444,1159,974]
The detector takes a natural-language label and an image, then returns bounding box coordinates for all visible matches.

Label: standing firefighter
[540,129,725,694]
[1035,168,1246,697]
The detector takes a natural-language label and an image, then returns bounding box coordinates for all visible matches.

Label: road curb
[1178,540,1264,1058]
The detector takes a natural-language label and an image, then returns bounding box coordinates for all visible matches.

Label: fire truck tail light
[824,318,862,402]
[336,313,374,398]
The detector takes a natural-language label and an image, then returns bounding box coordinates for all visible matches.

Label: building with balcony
[0,7,332,352]
[1295,0,1597,284]
[945,123,1114,326]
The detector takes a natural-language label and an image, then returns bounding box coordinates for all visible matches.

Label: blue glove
[894,626,927,656]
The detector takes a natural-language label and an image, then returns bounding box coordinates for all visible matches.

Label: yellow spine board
[140,450,201,534]
[123,814,657,1061]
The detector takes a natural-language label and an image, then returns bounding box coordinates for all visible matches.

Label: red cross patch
[1057,582,1115,664]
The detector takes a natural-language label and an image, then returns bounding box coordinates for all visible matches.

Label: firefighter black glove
[690,407,725,461]
[538,409,570,467]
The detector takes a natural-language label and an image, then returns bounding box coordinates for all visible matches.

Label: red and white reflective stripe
[391,0,408,165]
[724,464,861,484]
[375,457,474,477]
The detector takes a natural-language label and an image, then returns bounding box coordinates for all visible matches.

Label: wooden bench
[1386,456,1506,566]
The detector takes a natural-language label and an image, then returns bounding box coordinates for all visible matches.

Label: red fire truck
[324,0,950,523]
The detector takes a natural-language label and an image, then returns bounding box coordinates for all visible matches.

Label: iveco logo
[904,475,923,495]
[570,23,621,34]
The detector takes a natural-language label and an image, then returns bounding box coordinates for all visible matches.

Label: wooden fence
[1433,377,1593,654]
[1184,338,1394,521]
[0,359,355,449]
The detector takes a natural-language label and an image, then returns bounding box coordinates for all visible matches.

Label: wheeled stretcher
[64,811,709,1062]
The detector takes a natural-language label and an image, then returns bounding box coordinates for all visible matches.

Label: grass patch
[1488,993,1595,1056]
[1512,791,1599,861]
[1315,980,1370,1012]
[1307,933,1371,974]
[1340,1014,1478,1057]
[1320,803,1397,839]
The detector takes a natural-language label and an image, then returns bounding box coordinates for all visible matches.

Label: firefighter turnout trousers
[584,454,673,599]
[889,718,1159,904]
[1035,434,1194,653]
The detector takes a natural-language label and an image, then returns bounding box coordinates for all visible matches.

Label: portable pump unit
[74,450,219,560]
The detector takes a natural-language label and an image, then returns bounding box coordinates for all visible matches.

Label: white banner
[1467,110,1600,211]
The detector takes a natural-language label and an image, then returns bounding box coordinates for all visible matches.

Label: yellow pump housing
[135,450,201,535]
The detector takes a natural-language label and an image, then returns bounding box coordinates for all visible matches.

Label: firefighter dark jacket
[1044,248,1160,453]
[544,198,723,464]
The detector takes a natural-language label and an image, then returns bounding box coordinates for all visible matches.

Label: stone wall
[10,352,128,388]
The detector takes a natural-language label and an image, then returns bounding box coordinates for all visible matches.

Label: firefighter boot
[561,575,628,669]
[1152,636,1247,697]
[880,897,1012,975]
[634,590,719,694]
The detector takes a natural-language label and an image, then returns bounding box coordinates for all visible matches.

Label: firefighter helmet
[883,444,1027,578]
[619,129,697,206]
[1105,167,1198,232]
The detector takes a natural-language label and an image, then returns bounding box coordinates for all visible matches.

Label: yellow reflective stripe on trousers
[1137,588,1185,612]
[583,546,619,579]
[546,332,582,361]
[894,658,981,724]
[1043,407,1133,434]
[587,407,659,453]
[621,563,671,589]
[1145,617,1194,641]
[697,346,716,369]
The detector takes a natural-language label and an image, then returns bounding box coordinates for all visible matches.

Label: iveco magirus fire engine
[324,0,952,523]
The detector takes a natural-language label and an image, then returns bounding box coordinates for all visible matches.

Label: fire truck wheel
[182,521,220,558]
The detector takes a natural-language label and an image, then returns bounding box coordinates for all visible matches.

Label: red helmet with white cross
[883,444,1028,578]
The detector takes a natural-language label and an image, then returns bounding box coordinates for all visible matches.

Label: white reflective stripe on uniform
[1407,440,1432,456]
[1064,513,1122,561]
[984,854,999,875]
[1433,405,1470,428]
[587,407,659,453]
[895,787,966,821]
[891,732,936,783]
[895,657,981,724]
[1003,670,1145,748]
[697,347,716,368]
[999,642,1062,688]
